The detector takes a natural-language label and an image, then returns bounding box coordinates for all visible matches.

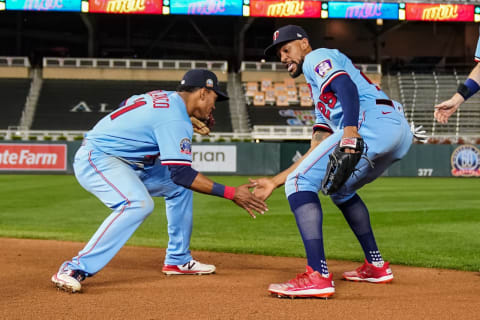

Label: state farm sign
[0,144,67,171]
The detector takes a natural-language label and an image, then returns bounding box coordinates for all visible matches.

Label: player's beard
[289,60,304,78]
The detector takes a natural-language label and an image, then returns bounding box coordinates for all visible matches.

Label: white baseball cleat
[51,269,85,293]
[162,259,216,275]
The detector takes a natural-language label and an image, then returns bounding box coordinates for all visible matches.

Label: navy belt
[376,99,394,108]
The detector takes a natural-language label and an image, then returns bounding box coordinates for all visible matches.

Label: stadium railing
[397,70,480,144]
[0,57,240,141]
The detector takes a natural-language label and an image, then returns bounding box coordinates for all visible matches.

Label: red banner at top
[250,0,321,18]
[88,0,163,14]
[405,3,474,22]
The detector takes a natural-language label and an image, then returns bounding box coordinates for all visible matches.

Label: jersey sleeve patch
[160,137,192,165]
[314,59,333,78]
[180,138,192,155]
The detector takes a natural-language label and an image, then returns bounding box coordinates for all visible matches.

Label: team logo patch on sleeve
[314,59,333,77]
[180,138,192,155]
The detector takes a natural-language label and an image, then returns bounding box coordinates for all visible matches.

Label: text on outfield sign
[0,144,67,171]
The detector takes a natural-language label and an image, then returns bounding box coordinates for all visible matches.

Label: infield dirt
[1,238,478,319]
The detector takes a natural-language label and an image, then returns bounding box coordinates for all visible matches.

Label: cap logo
[297,33,302,38]
[273,30,279,41]
[206,79,214,87]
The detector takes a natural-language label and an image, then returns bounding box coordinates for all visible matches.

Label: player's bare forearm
[435,63,480,123]
[342,126,360,138]
[189,172,215,194]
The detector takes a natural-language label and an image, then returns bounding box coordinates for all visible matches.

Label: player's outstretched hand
[434,96,462,124]
[249,177,276,201]
[232,183,268,219]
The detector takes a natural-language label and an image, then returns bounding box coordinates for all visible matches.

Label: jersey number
[317,92,337,120]
[110,97,147,120]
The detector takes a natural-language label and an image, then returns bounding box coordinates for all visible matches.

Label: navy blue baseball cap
[180,69,229,101]
[264,25,309,57]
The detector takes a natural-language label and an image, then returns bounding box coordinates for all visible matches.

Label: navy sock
[288,191,328,276]
[337,194,383,264]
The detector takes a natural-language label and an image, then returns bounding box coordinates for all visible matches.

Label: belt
[376,99,394,108]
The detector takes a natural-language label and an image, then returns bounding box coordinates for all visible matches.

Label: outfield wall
[0,142,478,177]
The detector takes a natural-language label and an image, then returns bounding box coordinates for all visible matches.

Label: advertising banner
[405,3,474,22]
[169,0,242,16]
[328,2,398,20]
[250,0,321,18]
[88,0,163,14]
[6,0,81,11]
[191,145,236,172]
[0,144,67,171]
[450,144,480,176]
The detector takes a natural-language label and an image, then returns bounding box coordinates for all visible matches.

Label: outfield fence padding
[0,142,478,177]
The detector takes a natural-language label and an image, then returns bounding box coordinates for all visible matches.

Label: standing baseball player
[252,25,413,298]
[434,26,480,123]
[51,69,267,293]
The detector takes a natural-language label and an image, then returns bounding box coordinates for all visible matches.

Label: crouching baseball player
[252,25,413,298]
[51,69,267,293]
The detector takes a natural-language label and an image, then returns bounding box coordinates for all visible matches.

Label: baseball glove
[191,113,215,136]
[321,137,365,195]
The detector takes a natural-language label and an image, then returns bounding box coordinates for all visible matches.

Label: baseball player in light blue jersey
[51,69,267,293]
[435,26,480,123]
[252,25,413,298]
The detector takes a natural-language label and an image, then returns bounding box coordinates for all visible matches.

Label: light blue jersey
[302,48,389,132]
[60,89,196,276]
[285,48,413,204]
[86,90,193,166]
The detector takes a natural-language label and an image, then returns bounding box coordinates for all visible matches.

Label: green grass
[0,175,479,271]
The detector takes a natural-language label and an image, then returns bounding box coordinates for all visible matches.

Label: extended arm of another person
[168,165,267,218]
[250,129,331,201]
[434,63,480,124]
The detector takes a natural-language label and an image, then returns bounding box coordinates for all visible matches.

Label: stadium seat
[0,79,31,129]
[32,79,233,132]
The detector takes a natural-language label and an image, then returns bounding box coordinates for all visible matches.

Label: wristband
[211,182,235,200]
[457,78,480,101]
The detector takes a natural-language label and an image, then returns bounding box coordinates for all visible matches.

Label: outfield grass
[0,175,479,271]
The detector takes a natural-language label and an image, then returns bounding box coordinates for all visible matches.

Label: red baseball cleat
[268,266,335,298]
[343,259,394,283]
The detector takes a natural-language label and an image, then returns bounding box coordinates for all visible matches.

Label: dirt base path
[1,238,478,319]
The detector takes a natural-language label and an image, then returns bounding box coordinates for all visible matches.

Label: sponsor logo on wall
[0,144,67,171]
[191,145,236,172]
[450,144,480,177]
